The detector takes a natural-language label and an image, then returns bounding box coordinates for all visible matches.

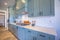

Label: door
[0,10,6,28]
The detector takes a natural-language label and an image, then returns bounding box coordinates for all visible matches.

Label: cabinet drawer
[36,32,50,40]
[48,34,55,40]
[26,28,38,36]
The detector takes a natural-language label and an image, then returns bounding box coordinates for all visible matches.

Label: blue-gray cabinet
[8,24,18,37]
[8,24,55,40]
[18,27,33,40]
[27,0,54,17]
[18,27,26,40]
[9,0,54,19]
[18,27,55,40]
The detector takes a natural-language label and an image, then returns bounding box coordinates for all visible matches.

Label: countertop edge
[9,23,57,36]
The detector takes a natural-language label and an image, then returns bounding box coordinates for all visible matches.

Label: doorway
[0,12,5,27]
[0,10,8,30]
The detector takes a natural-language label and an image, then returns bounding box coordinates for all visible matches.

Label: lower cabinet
[8,24,14,33]
[8,24,55,40]
[8,24,18,37]
[18,27,26,40]
[18,27,55,40]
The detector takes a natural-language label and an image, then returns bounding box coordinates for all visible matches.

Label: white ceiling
[0,0,15,10]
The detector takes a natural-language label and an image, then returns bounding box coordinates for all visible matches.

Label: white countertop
[10,23,57,36]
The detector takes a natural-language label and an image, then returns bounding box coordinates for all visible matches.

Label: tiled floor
[0,26,17,40]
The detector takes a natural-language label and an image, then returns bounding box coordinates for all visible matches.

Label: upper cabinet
[27,0,54,17]
[9,0,54,18]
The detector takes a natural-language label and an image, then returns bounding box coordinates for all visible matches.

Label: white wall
[29,0,60,40]
[0,10,6,26]
[0,15,5,26]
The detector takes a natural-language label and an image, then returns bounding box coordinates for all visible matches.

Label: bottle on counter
[31,20,36,26]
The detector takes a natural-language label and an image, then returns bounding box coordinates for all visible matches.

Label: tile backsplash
[29,17,54,28]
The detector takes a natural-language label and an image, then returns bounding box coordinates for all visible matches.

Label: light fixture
[4,2,8,5]
[21,0,26,3]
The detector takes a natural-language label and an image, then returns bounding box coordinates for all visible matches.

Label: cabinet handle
[39,11,43,16]
[28,30,31,33]
[33,37,37,40]
[40,34,46,37]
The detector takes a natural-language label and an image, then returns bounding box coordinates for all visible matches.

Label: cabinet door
[25,29,39,40]
[18,27,27,40]
[8,24,14,33]
[12,25,18,36]
[27,0,34,17]
[27,0,54,17]
[25,29,34,40]
[8,24,18,37]
[40,0,51,16]
[18,27,35,40]
[34,0,51,16]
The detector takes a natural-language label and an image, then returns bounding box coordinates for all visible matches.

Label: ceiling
[0,0,15,10]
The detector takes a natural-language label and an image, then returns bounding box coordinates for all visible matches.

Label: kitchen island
[8,23,57,40]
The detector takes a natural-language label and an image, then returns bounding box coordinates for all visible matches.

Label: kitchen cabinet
[18,27,26,40]
[36,32,50,40]
[18,26,55,40]
[27,0,54,17]
[18,27,33,40]
[8,24,12,32]
[8,24,18,37]
[25,29,34,40]
[18,26,35,40]
[8,24,55,40]
[9,0,54,20]
[25,29,50,40]
[48,34,55,40]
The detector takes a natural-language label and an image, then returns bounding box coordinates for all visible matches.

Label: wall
[0,10,6,26]
[0,15,5,26]
[29,0,60,40]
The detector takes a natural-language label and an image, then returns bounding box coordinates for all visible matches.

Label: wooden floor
[0,26,17,40]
